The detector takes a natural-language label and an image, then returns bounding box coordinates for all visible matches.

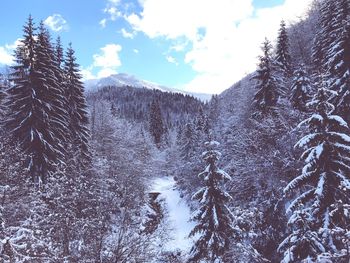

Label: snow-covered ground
[151,177,195,252]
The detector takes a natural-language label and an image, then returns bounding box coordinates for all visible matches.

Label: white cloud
[121,28,135,39]
[0,39,21,65]
[123,0,313,93]
[104,6,122,21]
[80,66,96,80]
[166,55,178,65]
[100,0,124,27]
[133,49,139,53]
[170,41,188,52]
[97,68,118,78]
[126,0,253,40]
[99,18,107,28]
[0,47,13,65]
[81,44,123,81]
[44,14,69,32]
[93,44,122,68]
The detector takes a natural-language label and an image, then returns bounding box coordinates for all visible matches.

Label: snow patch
[151,177,195,252]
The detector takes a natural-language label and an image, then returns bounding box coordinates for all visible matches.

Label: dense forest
[0,0,350,262]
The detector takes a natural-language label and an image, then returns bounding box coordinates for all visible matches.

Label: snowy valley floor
[151,177,195,253]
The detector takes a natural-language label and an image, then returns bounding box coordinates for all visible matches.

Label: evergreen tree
[6,16,63,184]
[312,0,338,73]
[0,79,6,120]
[208,95,220,126]
[195,107,206,132]
[55,36,64,68]
[290,65,312,111]
[326,0,350,122]
[180,123,196,160]
[275,20,292,76]
[279,84,350,262]
[189,141,238,263]
[35,21,68,162]
[253,38,280,114]
[64,43,91,167]
[149,100,164,145]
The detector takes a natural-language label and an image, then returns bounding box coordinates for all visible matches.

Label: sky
[0,0,313,94]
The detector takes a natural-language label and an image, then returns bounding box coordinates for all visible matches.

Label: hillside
[1,1,350,263]
[84,73,213,102]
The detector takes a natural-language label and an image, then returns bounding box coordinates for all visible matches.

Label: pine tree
[275,20,292,76]
[208,95,220,125]
[55,36,64,68]
[0,78,6,120]
[195,107,206,132]
[253,38,280,114]
[326,0,350,122]
[189,141,238,263]
[195,106,210,144]
[279,83,350,262]
[149,100,164,145]
[35,21,68,162]
[180,123,196,160]
[6,16,63,184]
[312,0,338,73]
[290,65,312,111]
[64,43,91,167]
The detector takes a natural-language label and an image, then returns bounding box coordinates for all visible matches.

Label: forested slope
[1,0,350,262]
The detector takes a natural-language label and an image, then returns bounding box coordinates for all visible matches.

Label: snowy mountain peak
[84,73,169,92]
[84,73,212,101]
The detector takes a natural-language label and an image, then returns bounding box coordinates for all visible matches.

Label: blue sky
[0,0,312,94]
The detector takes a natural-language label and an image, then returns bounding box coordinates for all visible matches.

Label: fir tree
[6,16,63,184]
[35,21,68,162]
[279,83,350,262]
[253,38,280,114]
[312,0,338,72]
[195,107,206,132]
[64,43,91,167]
[149,100,164,145]
[326,0,350,122]
[0,79,6,120]
[290,65,312,111]
[180,123,196,160]
[208,94,220,125]
[189,141,238,263]
[55,36,64,68]
[275,20,292,76]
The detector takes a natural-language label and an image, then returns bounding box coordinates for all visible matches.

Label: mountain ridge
[84,73,213,102]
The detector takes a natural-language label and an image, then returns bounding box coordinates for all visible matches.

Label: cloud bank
[120,0,313,93]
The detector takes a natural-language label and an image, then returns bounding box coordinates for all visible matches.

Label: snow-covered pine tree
[55,36,64,68]
[180,122,197,160]
[189,141,239,263]
[35,21,69,163]
[290,65,312,111]
[326,0,350,122]
[208,94,220,126]
[195,106,211,145]
[0,78,6,120]
[278,207,325,262]
[279,83,350,262]
[149,100,164,146]
[253,38,280,115]
[6,16,63,185]
[275,20,292,76]
[312,0,338,73]
[64,43,91,167]
[195,107,206,132]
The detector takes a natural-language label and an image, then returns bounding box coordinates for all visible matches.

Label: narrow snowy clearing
[151,177,195,252]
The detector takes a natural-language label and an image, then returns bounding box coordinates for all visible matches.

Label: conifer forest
[0,0,349,262]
